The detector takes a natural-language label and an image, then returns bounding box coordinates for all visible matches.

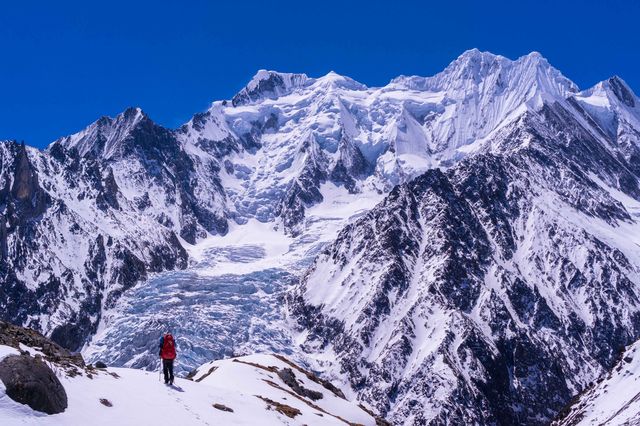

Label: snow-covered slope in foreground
[554,341,640,426]
[0,347,378,426]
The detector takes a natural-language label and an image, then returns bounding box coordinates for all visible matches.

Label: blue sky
[2,0,639,148]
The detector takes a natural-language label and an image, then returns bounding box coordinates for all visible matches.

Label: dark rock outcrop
[10,142,49,215]
[0,354,68,414]
[608,76,635,107]
[277,367,323,401]
[0,320,85,368]
[290,100,640,425]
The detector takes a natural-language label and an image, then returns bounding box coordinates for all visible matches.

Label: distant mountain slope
[0,108,223,351]
[289,75,640,424]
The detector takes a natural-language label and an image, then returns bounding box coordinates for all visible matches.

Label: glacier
[82,186,383,376]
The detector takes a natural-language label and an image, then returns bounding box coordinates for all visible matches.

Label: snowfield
[555,341,640,426]
[0,347,377,425]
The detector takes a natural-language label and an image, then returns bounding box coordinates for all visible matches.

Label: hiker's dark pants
[162,359,174,383]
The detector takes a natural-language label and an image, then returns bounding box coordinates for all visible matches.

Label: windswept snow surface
[0,349,376,425]
[555,341,640,426]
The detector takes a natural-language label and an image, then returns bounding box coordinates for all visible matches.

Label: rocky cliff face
[289,77,640,424]
[0,111,204,350]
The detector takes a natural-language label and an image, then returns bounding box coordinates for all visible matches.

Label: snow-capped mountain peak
[607,75,637,107]
[443,47,507,77]
[312,70,366,91]
[381,50,578,162]
[392,49,576,101]
[572,74,640,148]
[51,106,150,159]
[577,75,638,112]
[515,51,579,104]
[232,69,309,106]
[173,50,610,236]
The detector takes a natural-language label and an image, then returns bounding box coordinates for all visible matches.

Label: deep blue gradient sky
[2,0,639,148]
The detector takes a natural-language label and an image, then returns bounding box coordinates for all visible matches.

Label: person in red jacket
[158,332,177,385]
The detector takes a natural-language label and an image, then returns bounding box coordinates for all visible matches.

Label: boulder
[0,354,68,414]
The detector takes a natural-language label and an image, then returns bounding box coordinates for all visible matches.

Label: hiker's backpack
[161,334,176,360]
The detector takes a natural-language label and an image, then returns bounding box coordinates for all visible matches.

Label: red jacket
[159,334,176,360]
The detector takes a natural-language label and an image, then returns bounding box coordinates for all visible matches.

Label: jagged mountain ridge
[289,69,640,423]
[0,49,582,350]
[177,50,582,234]
[1,49,640,424]
[0,107,232,351]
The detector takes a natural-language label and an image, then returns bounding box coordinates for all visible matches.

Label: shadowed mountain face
[290,98,640,424]
[1,50,640,424]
